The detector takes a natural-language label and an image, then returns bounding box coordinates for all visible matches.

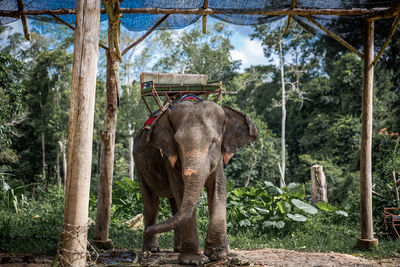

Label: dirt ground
[1,248,400,266]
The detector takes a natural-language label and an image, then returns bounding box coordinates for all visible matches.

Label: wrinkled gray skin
[133,100,258,265]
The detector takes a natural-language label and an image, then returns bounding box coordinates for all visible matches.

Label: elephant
[133,100,258,265]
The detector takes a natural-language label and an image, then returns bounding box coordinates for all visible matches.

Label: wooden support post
[61,0,100,266]
[202,0,209,34]
[310,165,327,204]
[93,0,121,250]
[357,18,378,250]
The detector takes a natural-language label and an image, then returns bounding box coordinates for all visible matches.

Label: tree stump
[311,164,327,204]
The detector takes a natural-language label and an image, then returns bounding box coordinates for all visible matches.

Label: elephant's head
[145,100,257,235]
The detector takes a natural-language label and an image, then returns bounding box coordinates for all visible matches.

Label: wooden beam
[51,14,75,30]
[16,0,30,40]
[357,18,378,250]
[61,0,100,265]
[121,14,169,56]
[305,15,364,59]
[0,6,397,17]
[373,15,400,66]
[283,0,296,35]
[51,14,108,50]
[202,0,209,34]
[369,3,400,21]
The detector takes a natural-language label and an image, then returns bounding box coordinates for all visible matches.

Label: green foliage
[112,177,143,217]
[0,186,64,253]
[0,50,25,163]
[152,22,240,89]
[226,181,349,236]
[372,132,400,233]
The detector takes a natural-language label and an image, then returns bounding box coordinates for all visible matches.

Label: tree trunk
[279,37,286,188]
[56,150,61,190]
[310,165,327,203]
[41,132,46,189]
[129,124,135,180]
[393,171,399,204]
[93,0,121,248]
[61,0,100,265]
[59,140,67,191]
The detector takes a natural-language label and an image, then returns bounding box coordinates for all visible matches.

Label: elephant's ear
[222,106,258,164]
[147,111,178,167]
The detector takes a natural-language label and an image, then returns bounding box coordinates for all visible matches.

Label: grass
[1,189,399,261]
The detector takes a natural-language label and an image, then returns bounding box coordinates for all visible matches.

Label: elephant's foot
[142,235,160,252]
[173,244,181,253]
[178,252,204,265]
[204,240,229,261]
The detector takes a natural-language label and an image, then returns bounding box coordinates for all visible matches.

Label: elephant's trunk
[144,154,208,236]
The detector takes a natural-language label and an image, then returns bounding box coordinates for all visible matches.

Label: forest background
[1,17,400,256]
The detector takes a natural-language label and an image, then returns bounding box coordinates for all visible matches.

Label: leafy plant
[226,181,348,235]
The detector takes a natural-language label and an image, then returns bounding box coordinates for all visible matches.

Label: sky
[3,17,267,72]
[225,23,266,71]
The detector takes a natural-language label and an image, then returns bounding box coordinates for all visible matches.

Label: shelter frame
[2,1,400,265]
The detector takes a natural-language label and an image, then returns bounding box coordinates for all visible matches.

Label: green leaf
[277,201,291,214]
[254,207,269,215]
[262,220,275,228]
[317,202,337,212]
[266,185,283,196]
[232,187,247,197]
[239,219,251,227]
[291,199,318,214]
[285,183,306,199]
[335,210,349,217]
[287,213,307,222]
[275,221,285,229]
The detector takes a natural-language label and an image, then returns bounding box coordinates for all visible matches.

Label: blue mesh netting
[1,0,399,49]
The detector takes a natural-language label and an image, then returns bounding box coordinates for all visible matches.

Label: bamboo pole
[61,0,100,265]
[0,6,396,17]
[305,15,364,59]
[357,18,378,250]
[373,15,400,66]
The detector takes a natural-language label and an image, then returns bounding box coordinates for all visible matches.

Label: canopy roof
[1,1,399,55]
[0,1,399,30]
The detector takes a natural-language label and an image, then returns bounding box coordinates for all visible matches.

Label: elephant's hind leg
[139,173,160,252]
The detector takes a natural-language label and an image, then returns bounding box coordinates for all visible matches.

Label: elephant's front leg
[204,166,228,261]
[139,176,160,252]
[169,198,182,252]
[177,209,204,265]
